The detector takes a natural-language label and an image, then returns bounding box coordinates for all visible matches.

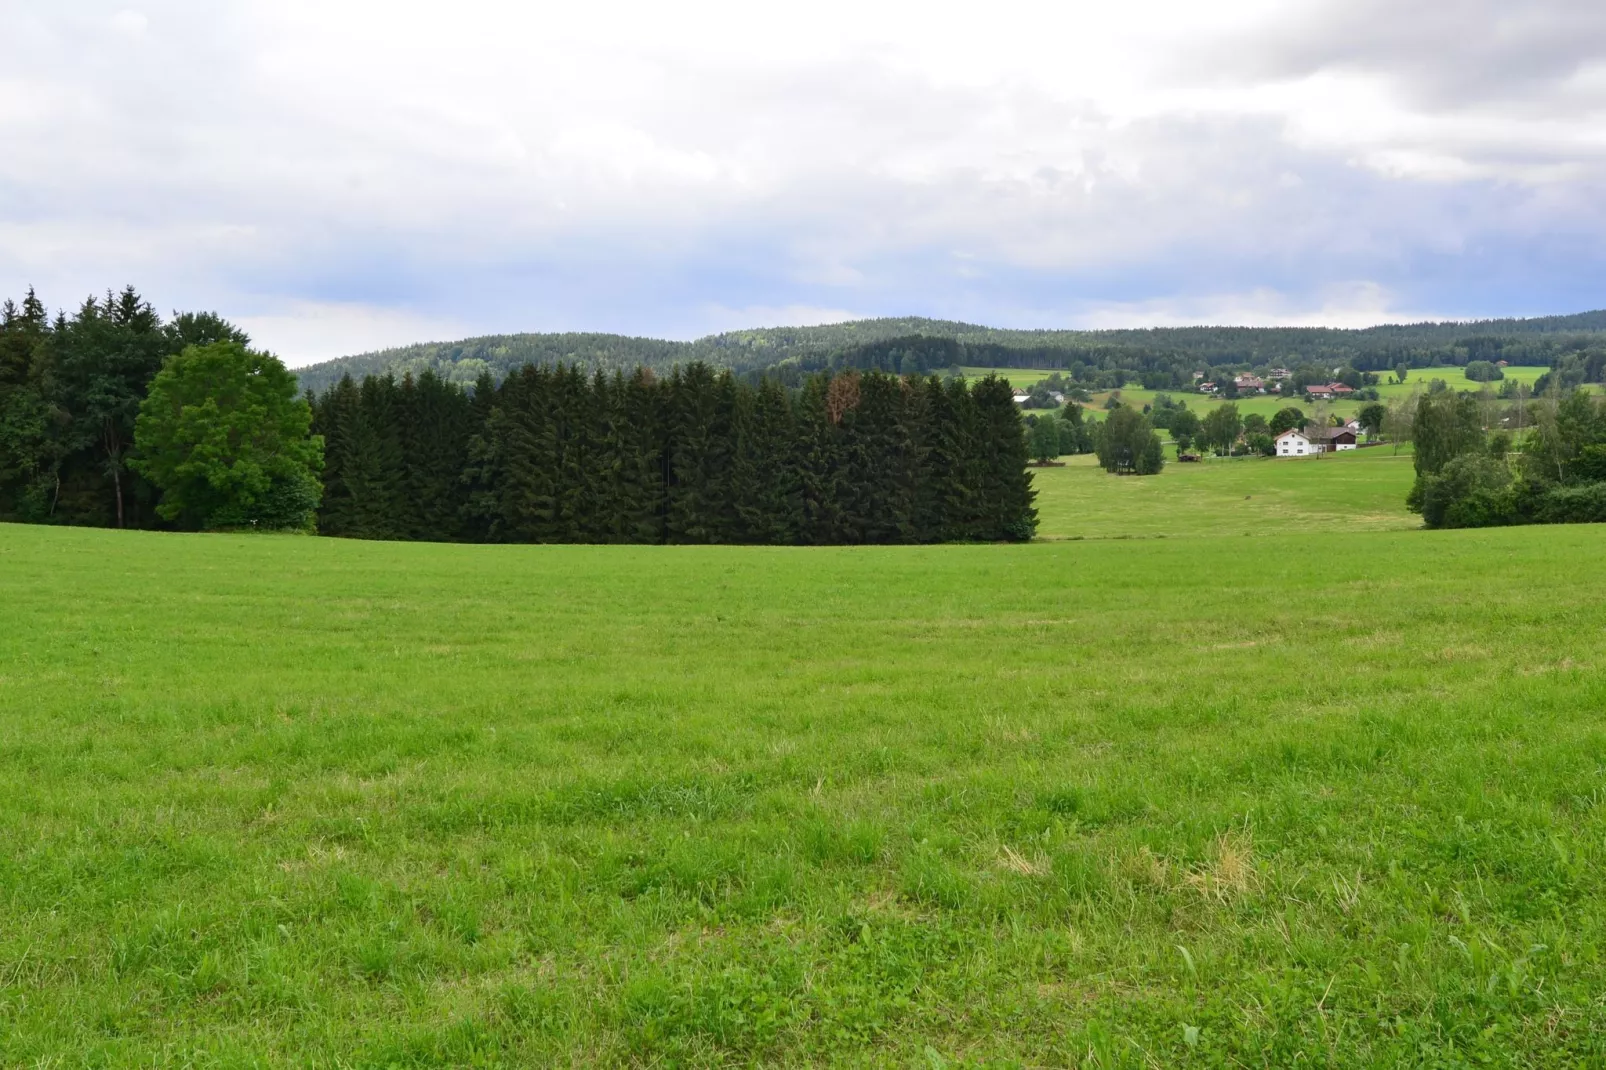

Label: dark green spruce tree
[730,377,802,543]
[970,375,1038,540]
[400,370,473,541]
[666,363,737,543]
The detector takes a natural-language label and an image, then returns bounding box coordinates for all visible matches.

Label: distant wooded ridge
[294,311,1606,395]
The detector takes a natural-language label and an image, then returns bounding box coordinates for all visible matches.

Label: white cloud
[696,304,869,335]
[1,0,1602,350]
[232,302,475,367]
[1066,282,1443,330]
[109,9,149,36]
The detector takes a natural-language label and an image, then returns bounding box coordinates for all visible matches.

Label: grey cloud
[1214,0,1606,110]
[2,0,1604,359]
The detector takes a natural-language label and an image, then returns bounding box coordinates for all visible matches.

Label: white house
[1275,429,1313,456]
[1277,427,1358,455]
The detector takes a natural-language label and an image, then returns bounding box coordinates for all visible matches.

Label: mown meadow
[3,458,1605,1066]
[1033,448,1418,540]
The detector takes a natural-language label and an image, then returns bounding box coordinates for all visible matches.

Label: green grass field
[5,458,1606,1065]
[959,367,1056,388]
[1034,448,1417,540]
[1375,366,1547,401]
[1092,387,1357,421]
[976,364,1588,424]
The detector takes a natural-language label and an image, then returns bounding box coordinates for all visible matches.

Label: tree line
[2,287,1039,543]
[1408,388,1606,528]
[295,314,1606,400]
[312,364,1038,544]
[0,287,253,527]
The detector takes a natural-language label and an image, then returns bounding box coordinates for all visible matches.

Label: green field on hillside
[980,364,1587,424]
[959,366,1056,388]
[1034,448,1417,540]
[1375,366,1547,400]
[4,462,1606,1064]
[1090,387,1359,421]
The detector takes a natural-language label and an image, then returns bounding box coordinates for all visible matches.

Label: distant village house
[1275,429,1314,456]
[1275,427,1358,456]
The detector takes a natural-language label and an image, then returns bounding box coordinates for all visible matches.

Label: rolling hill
[293,310,1606,394]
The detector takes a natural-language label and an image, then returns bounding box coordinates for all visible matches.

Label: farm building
[1275,427,1358,455]
[1313,427,1358,451]
[1275,430,1314,456]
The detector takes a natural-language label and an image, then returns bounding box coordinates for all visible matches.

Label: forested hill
[293,310,1606,394]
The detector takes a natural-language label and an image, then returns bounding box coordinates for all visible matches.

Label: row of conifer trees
[310,364,1038,544]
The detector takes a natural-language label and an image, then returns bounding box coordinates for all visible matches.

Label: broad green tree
[1169,407,1201,450]
[1383,391,1418,454]
[1357,402,1387,436]
[1029,414,1060,462]
[1412,390,1484,478]
[132,342,323,530]
[1096,405,1162,475]
[1057,403,1094,455]
[1269,407,1305,435]
[1200,403,1242,455]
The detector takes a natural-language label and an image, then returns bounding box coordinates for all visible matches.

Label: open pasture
[1086,387,1362,422]
[3,503,1606,1066]
[958,366,1057,388]
[1033,448,1418,540]
[1376,366,1547,400]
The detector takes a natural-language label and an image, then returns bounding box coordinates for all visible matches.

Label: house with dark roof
[1310,426,1358,451]
[1276,426,1358,455]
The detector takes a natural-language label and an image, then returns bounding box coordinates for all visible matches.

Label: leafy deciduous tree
[131,342,323,531]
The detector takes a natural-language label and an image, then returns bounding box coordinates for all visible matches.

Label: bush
[1440,487,1520,529]
[1413,454,1511,529]
[1135,433,1165,475]
[1575,444,1606,483]
[1535,482,1606,524]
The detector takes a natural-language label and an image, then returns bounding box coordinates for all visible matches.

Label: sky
[3,1,1604,366]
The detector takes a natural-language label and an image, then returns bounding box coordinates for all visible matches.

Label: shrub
[1414,454,1511,529]
[1535,482,1606,525]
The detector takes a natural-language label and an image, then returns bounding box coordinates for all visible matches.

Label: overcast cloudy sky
[3,1,1604,365]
